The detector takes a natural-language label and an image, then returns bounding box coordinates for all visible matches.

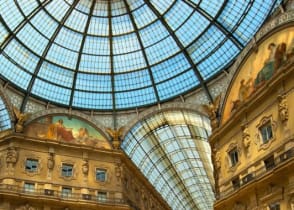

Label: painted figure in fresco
[254,42,287,87]
[201,94,221,131]
[47,119,74,141]
[239,78,253,102]
[77,127,89,140]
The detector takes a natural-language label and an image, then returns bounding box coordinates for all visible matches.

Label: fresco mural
[25,115,111,149]
[222,28,294,123]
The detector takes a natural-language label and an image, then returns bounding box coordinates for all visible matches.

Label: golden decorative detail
[201,94,221,130]
[105,127,124,149]
[13,106,30,133]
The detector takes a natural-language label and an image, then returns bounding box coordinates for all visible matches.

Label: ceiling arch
[121,109,214,210]
[0,0,282,111]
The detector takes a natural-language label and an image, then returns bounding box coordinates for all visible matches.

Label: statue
[47,153,55,170]
[105,127,124,149]
[201,94,221,131]
[277,94,288,122]
[241,124,251,149]
[13,106,30,133]
[211,144,220,197]
[6,146,18,165]
[82,160,89,175]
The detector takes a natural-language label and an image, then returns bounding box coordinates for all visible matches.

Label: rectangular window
[61,187,72,198]
[25,159,38,172]
[62,164,73,177]
[229,147,239,167]
[264,155,275,171]
[97,191,107,202]
[24,183,35,193]
[260,122,273,144]
[269,203,280,210]
[96,169,107,182]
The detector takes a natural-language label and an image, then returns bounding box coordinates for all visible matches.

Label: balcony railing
[0,184,126,205]
[218,147,294,199]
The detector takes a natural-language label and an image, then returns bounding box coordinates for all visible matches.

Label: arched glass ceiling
[0,0,282,110]
[121,110,214,210]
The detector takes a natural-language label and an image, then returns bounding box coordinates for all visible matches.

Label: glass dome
[0,0,281,110]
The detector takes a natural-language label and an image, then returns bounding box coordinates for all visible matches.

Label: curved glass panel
[0,96,11,131]
[121,110,214,210]
[0,0,282,110]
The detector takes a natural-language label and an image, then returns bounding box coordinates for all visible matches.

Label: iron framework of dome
[0,0,282,111]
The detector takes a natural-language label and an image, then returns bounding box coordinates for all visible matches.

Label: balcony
[218,147,294,200]
[0,183,126,205]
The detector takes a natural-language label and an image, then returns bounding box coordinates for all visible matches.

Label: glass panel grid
[115,70,152,91]
[79,54,110,73]
[115,87,157,109]
[198,39,239,79]
[72,91,112,110]
[32,79,71,105]
[0,0,24,31]
[175,11,210,47]
[0,97,11,131]
[4,39,39,73]
[38,62,74,88]
[164,1,193,31]
[0,0,282,110]
[121,110,214,210]
[75,73,112,92]
[157,69,199,100]
[0,54,32,89]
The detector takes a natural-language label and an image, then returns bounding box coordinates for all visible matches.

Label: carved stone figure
[6,147,18,165]
[13,106,30,133]
[277,94,288,122]
[106,127,124,149]
[241,124,251,149]
[202,94,221,131]
[211,144,220,196]
[47,153,55,170]
[82,160,89,175]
